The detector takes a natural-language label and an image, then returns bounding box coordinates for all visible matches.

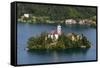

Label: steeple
[57,25,61,35]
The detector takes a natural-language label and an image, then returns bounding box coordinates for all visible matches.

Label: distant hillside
[17,3,96,20]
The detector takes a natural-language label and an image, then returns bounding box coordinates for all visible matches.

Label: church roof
[48,30,58,35]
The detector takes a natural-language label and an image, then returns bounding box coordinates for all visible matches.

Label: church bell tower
[57,25,61,35]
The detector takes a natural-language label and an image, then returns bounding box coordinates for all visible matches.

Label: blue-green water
[17,23,96,65]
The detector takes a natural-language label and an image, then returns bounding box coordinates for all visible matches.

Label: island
[27,25,91,50]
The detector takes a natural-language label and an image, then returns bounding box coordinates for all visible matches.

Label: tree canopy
[17,3,96,20]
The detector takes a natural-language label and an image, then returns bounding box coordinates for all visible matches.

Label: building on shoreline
[65,19,77,24]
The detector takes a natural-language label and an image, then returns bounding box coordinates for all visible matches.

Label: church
[48,25,62,40]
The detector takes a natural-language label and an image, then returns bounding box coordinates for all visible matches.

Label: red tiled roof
[49,30,58,35]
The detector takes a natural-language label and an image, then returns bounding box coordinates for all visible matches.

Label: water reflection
[27,48,90,57]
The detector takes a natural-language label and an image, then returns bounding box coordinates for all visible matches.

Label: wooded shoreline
[27,32,91,50]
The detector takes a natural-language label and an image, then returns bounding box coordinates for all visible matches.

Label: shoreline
[17,22,96,28]
[27,32,91,50]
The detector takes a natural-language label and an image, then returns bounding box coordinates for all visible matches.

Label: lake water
[17,23,97,65]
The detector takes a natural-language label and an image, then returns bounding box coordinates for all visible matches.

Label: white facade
[65,19,76,24]
[24,14,29,18]
[48,34,51,38]
[50,34,54,39]
[55,34,59,40]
